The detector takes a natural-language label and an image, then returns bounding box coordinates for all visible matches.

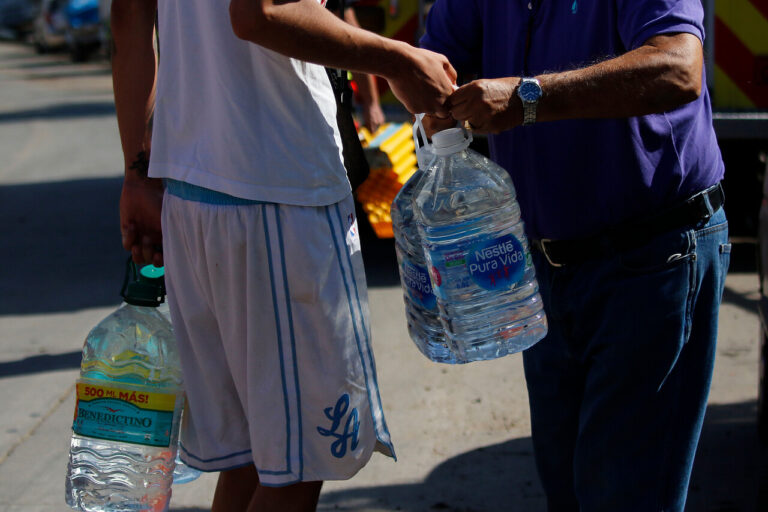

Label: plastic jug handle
[412,113,429,151]
[414,113,474,147]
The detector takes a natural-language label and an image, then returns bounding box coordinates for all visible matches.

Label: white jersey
[149,0,350,206]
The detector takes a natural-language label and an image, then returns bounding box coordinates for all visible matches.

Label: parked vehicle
[0,0,39,38]
[31,0,66,52]
[63,0,100,61]
[97,0,108,57]
[700,0,768,441]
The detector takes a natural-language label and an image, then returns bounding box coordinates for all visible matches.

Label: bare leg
[212,464,260,512]
[247,480,323,512]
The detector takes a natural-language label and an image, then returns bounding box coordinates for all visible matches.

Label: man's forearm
[228,0,411,80]
[448,32,704,133]
[537,33,703,123]
[343,6,381,107]
[111,0,158,176]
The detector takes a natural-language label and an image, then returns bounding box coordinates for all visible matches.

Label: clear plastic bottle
[170,405,201,485]
[156,302,202,486]
[412,125,547,362]
[391,116,460,363]
[66,264,184,512]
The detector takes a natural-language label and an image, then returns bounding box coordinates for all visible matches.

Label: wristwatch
[517,77,543,126]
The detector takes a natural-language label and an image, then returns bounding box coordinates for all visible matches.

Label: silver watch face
[518,80,542,102]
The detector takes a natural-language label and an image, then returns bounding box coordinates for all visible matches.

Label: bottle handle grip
[413,113,473,148]
[412,113,429,151]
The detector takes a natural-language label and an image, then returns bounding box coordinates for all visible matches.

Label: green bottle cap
[120,259,166,307]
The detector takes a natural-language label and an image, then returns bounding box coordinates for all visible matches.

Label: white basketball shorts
[160,182,395,486]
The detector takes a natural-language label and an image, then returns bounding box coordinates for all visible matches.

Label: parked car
[31,0,66,52]
[0,0,39,38]
[63,0,100,61]
[97,0,108,56]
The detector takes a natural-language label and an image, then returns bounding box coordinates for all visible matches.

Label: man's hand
[421,113,458,138]
[449,77,522,133]
[112,0,158,264]
[120,174,164,267]
[361,102,385,133]
[229,0,456,116]
[385,45,457,117]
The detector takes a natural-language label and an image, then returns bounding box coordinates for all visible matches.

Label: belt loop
[537,239,564,268]
[689,183,717,225]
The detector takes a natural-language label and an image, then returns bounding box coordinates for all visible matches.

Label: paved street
[0,40,765,512]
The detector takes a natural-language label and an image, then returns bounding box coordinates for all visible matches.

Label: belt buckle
[687,184,719,224]
[538,239,564,268]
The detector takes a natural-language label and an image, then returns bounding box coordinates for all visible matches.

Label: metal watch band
[522,102,538,126]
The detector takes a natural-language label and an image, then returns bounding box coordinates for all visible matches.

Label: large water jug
[391,115,460,363]
[412,124,547,362]
[65,262,184,512]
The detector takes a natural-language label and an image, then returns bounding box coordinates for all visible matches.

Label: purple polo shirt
[421,0,724,241]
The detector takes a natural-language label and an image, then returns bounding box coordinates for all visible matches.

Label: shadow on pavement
[23,68,112,81]
[356,201,399,288]
[0,350,81,378]
[721,281,759,316]
[0,177,126,316]
[319,437,545,512]
[0,101,115,123]
[689,400,768,512]
[317,400,767,512]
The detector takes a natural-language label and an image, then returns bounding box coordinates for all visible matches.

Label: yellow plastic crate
[356,122,418,238]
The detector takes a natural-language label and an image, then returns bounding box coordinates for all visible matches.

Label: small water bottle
[412,124,547,362]
[66,261,184,512]
[391,115,460,363]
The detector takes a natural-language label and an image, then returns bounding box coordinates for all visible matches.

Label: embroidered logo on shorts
[317,393,360,458]
[346,212,361,255]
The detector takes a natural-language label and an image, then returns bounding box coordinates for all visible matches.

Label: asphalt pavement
[0,40,766,512]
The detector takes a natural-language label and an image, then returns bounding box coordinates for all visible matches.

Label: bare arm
[448,33,704,133]
[343,6,385,132]
[228,0,456,116]
[111,0,163,265]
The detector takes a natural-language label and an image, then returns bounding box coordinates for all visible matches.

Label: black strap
[325,0,352,107]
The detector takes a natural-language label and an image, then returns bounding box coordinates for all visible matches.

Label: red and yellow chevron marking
[714,0,768,108]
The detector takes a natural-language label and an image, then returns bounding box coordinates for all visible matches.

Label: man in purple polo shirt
[421,1,729,510]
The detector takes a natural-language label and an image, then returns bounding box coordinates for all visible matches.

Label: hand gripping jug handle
[413,114,473,161]
[412,114,435,170]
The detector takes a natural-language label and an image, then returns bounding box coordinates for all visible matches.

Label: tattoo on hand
[129,151,150,177]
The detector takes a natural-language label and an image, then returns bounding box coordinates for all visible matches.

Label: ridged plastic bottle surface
[392,170,460,363]
[413,129,547,362]
[66,303,184,512]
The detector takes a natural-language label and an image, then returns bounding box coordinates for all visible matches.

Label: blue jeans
[523,206,730,512]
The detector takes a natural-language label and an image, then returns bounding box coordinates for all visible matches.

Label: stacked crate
[355,122,418,238]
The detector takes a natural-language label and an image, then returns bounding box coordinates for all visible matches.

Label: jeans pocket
[619,228,694,273]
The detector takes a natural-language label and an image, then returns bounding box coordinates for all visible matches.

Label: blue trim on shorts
[179,453,299,485]
[164,179,271,205]
[331,204,394,451]
[274,204,305,481]
[325,205,394,457]
[181,458,254,474]
[179,443,252,464]
[262,204,294,477]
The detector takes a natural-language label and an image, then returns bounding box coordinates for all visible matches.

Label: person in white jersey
[111,0,456,511]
